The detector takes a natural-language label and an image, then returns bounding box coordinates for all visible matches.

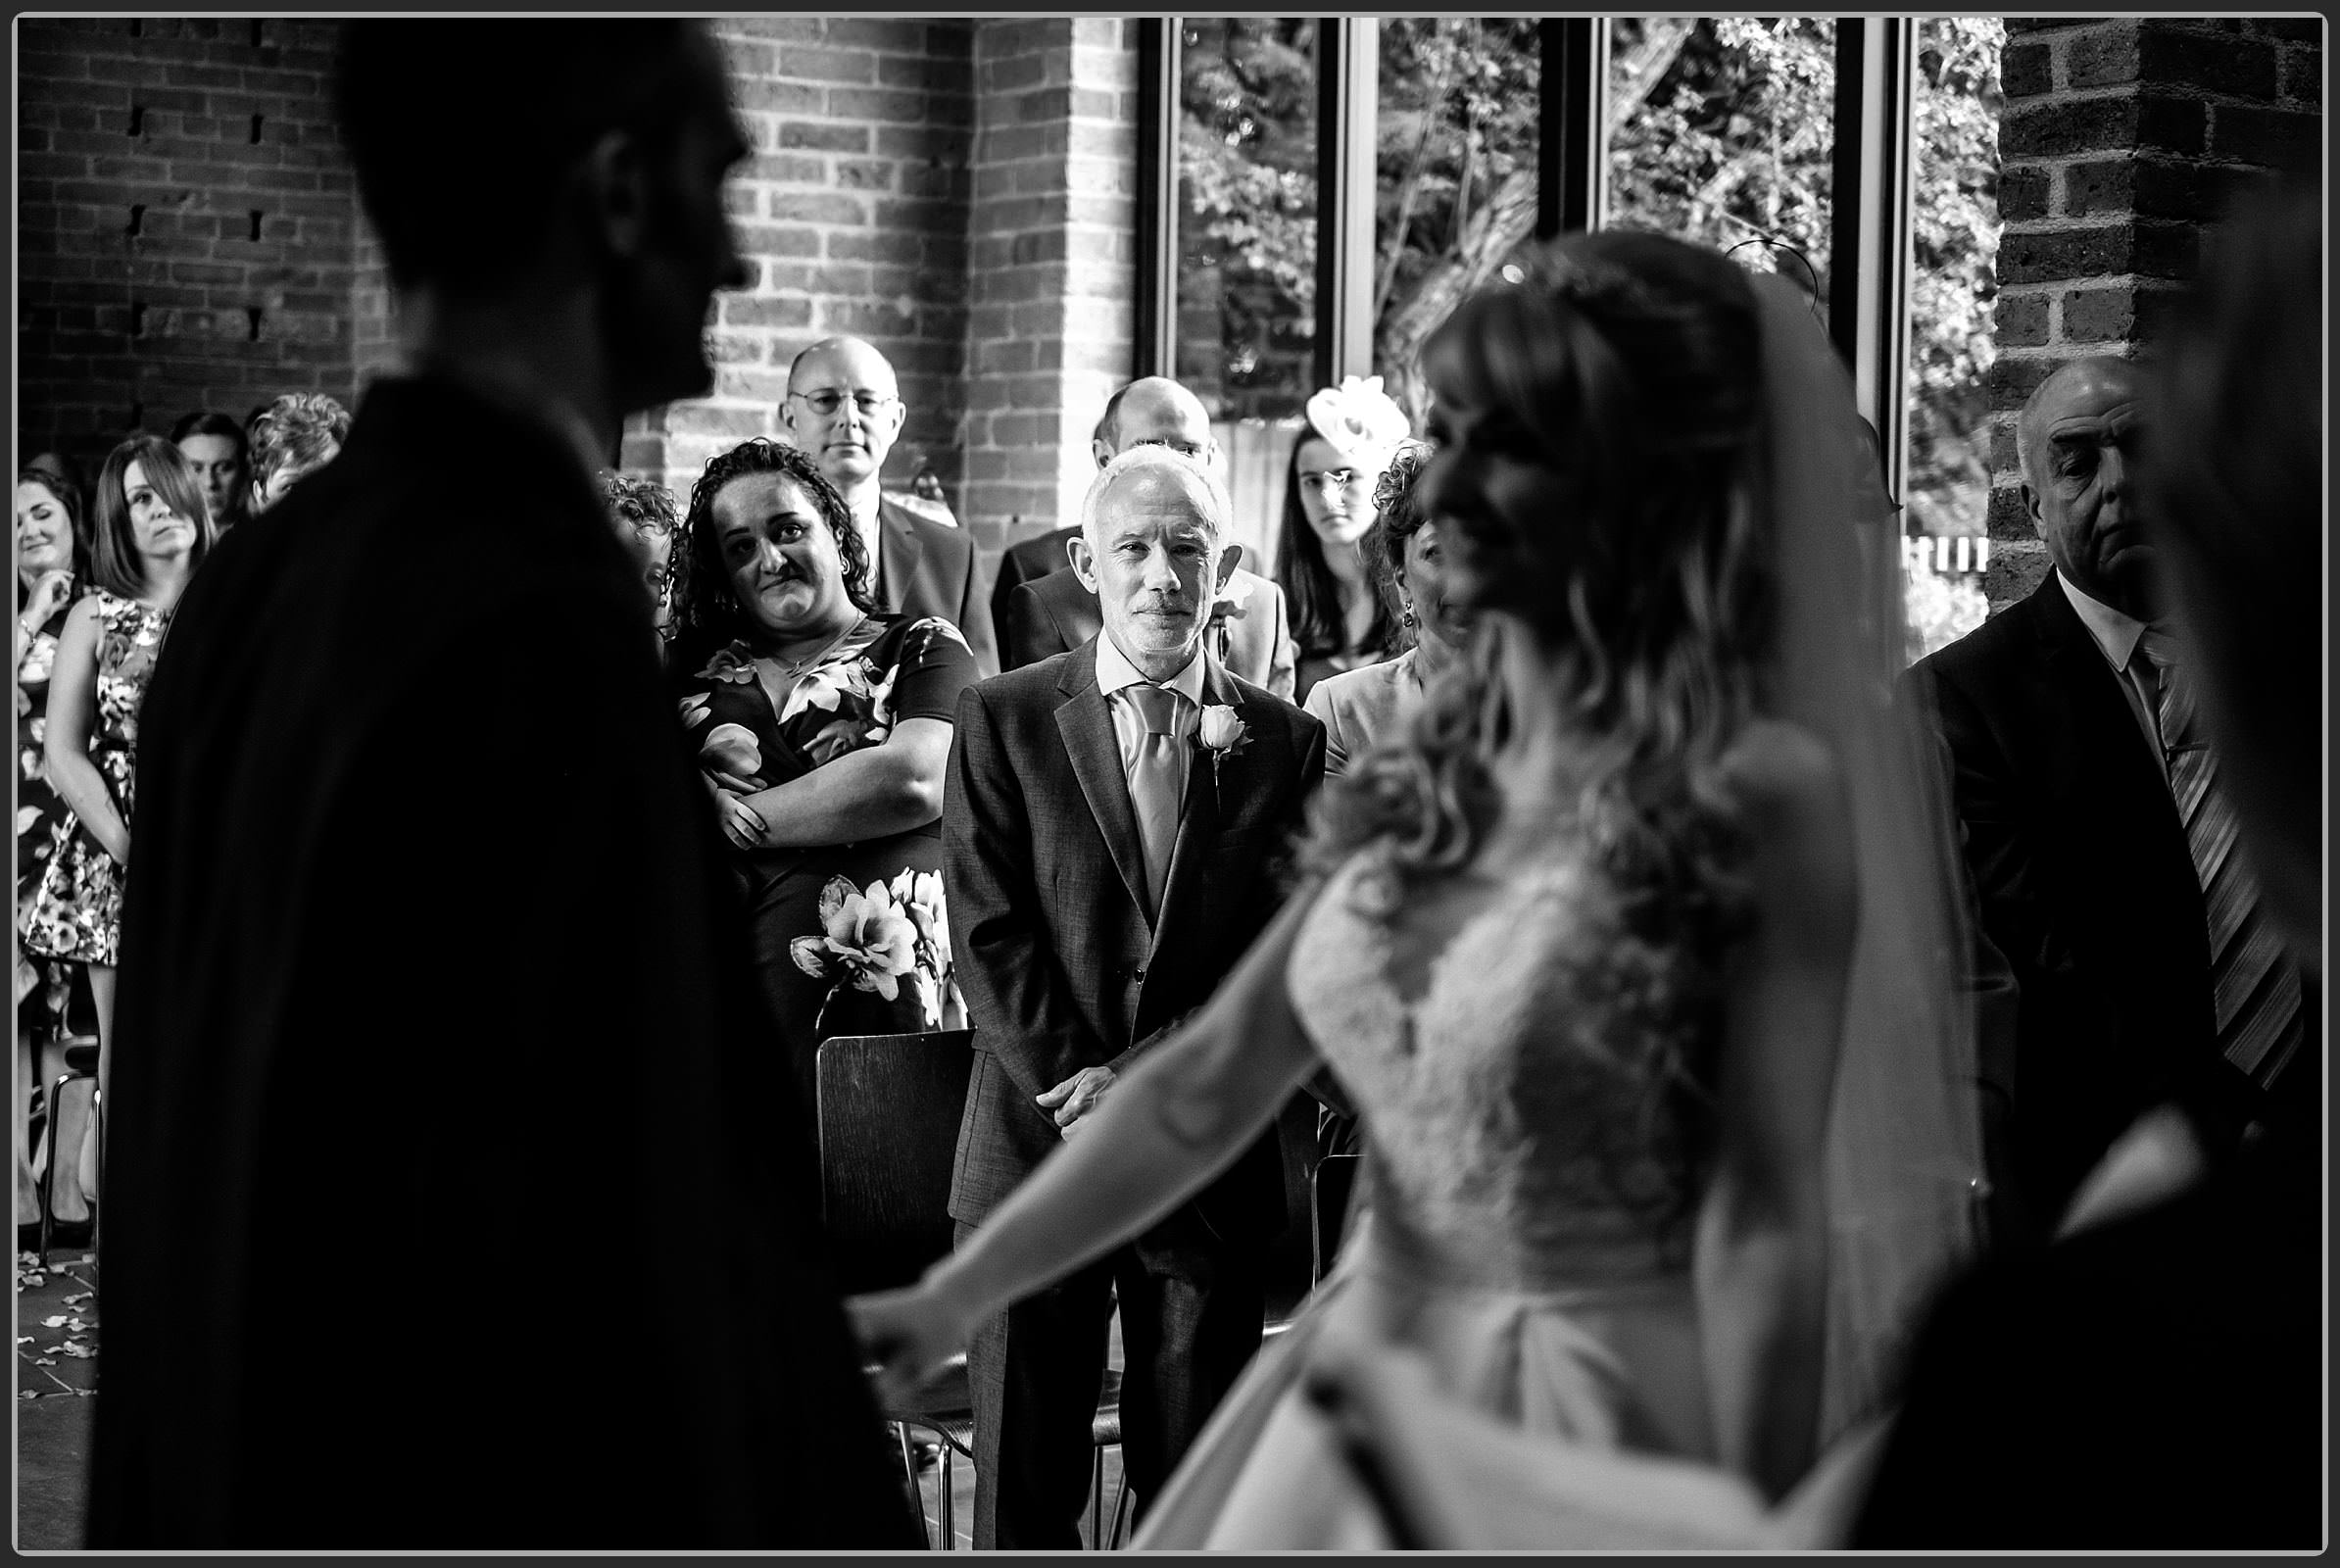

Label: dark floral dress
[16,583,80,1024]
[676,613,976,1099]
[24,589,171,967]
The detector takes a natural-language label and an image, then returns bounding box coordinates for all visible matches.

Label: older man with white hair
[930,444,1325,1547]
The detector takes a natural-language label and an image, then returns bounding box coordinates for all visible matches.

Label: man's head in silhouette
[336,20,751,436]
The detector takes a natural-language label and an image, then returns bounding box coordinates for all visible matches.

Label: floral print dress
[24,588,171,967]
[16,586,80,1019]
[676,613,977,1098]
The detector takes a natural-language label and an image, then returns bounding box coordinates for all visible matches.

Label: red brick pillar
[1982,17,2321,612]
[959,19,1140,562]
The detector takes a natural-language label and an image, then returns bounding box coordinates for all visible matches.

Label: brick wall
[1981,16,2321,611]
[626,18,977,516]
[16,15,1139,577]
[958,18,1140,558]
[16,17,384,477]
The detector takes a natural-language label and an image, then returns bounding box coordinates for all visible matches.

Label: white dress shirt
[2056,569,2165,781]
[1095,629,1204,809]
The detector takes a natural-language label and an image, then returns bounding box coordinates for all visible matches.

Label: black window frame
[1137,15,1923,502]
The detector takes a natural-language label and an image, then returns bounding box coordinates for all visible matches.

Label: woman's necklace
[759,614,870,682]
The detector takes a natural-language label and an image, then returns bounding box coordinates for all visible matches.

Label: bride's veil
[1742,273,1984,1439]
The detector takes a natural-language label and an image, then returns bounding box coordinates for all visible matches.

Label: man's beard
[598,251,713,416]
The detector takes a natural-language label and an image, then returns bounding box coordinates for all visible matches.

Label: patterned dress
[16,585,79,1020]
[24,588,171,967]
[674,612,977,1105]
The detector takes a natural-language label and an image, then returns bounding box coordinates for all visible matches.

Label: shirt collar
[1096,628,1207,709]
[2056,568,2148,672]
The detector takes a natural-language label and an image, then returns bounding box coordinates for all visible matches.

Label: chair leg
[38,1070,80,1267]
[939,1440,955,1549]
[86,1086,98,1255]
[1109,1467,1133,1548]
[895,1423,930,1549]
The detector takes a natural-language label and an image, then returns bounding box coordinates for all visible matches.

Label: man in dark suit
[1909,354,2302,1249]
[943,445,1326,1548]
[89,22,917,1548]
[1859,199,2319,1549]
[997,376,1297,698]
[779,335,998,675]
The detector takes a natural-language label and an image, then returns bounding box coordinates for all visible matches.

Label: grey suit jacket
[877,496,999,678]
[942,637,1326,1242]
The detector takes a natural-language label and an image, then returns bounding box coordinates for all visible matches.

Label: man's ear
[1068,531,1100,593]
[1213,543,1243,592]
[580,128,651,263]
[1091,438,1115,470]
[2021,480,2046,538]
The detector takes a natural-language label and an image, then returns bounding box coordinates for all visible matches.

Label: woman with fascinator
[1278,375,1414,704]
[851,231,1979,1546]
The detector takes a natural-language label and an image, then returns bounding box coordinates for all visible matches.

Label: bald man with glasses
[780,336,999,675]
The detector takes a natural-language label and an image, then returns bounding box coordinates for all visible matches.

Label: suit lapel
[2026,579,2166,789]
[1054,644,1153,921]
[1148,656,1242,957]
[879,501,924,612]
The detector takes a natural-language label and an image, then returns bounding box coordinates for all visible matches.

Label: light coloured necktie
[2137,627,2302,1089]
[1123,682,1185,919]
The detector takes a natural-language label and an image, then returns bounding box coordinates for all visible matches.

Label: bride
[852,230,1979,1546]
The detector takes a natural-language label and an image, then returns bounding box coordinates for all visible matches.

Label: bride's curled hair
[1304,230,1775,1229]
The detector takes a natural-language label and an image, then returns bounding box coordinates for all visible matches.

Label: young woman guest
[16,466,88,1237]
[23,436,213,1207]
[1277,375,1413,704]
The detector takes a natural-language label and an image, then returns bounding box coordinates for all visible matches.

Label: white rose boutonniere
[1195,703,1247,805]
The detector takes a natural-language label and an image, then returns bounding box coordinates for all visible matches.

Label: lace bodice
[1290,846,1699,1292]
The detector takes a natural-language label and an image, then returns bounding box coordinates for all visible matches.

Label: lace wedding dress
[1136,842,1721,1549]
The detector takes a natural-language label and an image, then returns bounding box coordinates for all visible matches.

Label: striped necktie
[2137,627,2302,1089]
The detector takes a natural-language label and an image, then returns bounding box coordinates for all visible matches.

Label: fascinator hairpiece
[1304,375,1414,473]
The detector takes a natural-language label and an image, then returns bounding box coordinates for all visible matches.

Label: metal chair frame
[36,1035,100,1267]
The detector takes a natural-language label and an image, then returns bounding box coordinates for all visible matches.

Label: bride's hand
[848,1279,974,1408]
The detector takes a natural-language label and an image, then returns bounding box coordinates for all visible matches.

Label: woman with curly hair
[598,468,684,662]
[671,438,977,1103]
[852,231,1980,1545]
[24,435,214,1211]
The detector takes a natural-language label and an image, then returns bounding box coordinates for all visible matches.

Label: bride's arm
[851,880,1329,1399]
[1696,721,1856,1501]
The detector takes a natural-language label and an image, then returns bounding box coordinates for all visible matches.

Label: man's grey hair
[2016,354,2134,483]
[1079,444,1231,548]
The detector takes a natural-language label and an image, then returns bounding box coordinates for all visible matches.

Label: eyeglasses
[789,389,899,418]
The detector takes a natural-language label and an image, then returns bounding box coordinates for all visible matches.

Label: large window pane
[1901,19,2004,662]
[1608,19,1837,306]
[1372,19,1541,428]
[1177,18,1319,557]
